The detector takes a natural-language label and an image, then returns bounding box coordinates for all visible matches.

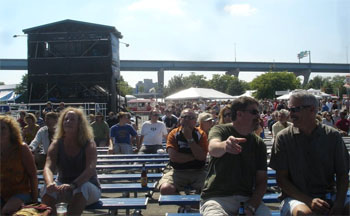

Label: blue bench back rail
[96,163,166,170]
[86,197,149,210]
[97,158,169,164]
[37,173,163,182]
[165,212,281,216]
[98,153,169,159]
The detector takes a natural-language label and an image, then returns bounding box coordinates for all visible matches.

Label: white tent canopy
[165,87,236,101]
[277,89,322,100]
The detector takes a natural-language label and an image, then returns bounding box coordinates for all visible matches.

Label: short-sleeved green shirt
[91,121,110,139]
[201,123,267,200]
[269,123,350,198]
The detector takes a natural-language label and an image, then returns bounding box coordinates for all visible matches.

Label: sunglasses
[152,113,160,116]
[224,113,231,117]
[288,105,311,113]
[242,109,259,115]
[181,115,196,120]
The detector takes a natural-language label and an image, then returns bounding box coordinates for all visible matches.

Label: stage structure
[23,19,123,112]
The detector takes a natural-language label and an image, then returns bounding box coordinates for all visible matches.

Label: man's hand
[309,198,330,214]
[224,136,246,154]
[46,182,58,193]
[182,126,194,140]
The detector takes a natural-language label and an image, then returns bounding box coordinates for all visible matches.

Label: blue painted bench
[86,197,148,215]
[38,173,163,182]
[96,163,166,171]
[165,212,281,216]
[98,153,169,158]
[97,158,169,164]
[39,182,156,198]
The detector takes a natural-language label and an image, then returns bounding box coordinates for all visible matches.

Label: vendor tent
[277,89,322,100]
[165,87,236,101]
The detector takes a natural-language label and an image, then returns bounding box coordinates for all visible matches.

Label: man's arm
[168,148,195,163]
[209,137,246,158]
[138,135,144,150]
[29,128,43,152]
[245,170,267,213]
[330,173,349,214]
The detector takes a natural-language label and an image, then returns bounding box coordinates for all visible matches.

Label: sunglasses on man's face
[181,115,196,120]
[288,105,311,113]
[152,113,160,116]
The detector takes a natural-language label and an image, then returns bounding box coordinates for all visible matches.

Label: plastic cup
[56,202,68,216]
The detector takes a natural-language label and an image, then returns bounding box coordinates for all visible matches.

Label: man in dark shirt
[335,110,349,136]
[158,108,208,195]
[269,91,349,216]
[200,97,270,216]
[161,108,178,133]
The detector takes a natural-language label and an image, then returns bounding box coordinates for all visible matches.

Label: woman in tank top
[0,115,38,215]
[41,107,101,215]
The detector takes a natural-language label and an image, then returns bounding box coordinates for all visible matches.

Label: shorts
[280,196,350,216]
[40,180,101,206]
[114,143,133,154]
[157,168,207,193]
[200,195,271,216]
[0,193,32,208]
[138,144,163,154]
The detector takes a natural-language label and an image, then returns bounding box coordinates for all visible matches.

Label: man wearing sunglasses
[158,108,208,195]
[269,91,349,216]
[138,109,167,154]
[201,96,270,216]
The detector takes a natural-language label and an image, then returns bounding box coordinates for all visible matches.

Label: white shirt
[140,121,167,145]
[29,126,52,154]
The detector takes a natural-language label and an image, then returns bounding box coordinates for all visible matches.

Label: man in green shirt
[91,112,110,147]
[200,96,270,216]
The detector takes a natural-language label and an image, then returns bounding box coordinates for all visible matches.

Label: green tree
[163,74,186,97]
[208,74,247,96]
[306,75,326,90]
[15,73,28,94]
[250,71,301,99]
[183,73,209,88]
[0,82,4,85]
[117,80,133,96]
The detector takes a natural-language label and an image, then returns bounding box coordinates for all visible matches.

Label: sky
[0,0,349,88]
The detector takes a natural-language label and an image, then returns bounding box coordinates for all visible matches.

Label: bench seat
[98,153,169,159]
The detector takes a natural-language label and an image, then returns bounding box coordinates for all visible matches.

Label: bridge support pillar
[293,70,311,86]
[157,68,164,96]
[225,68,240,77]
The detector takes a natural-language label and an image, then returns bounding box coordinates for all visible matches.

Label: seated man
[200,97,270,215]
[158,108,208,195]
[269,91,350,216]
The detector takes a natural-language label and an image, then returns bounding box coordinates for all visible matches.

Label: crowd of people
[0,93,349,215]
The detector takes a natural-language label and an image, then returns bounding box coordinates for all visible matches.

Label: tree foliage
[250,71,301,99]
[208,74,248,96]
[163,73,209,96]
[0,81,4,85]
[117,76,133,96]
[15,73,28,94]
[306,75,348,97]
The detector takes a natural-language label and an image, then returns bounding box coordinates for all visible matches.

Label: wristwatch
[245,204,256,214]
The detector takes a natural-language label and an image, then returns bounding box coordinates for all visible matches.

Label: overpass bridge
[1,59,349,86]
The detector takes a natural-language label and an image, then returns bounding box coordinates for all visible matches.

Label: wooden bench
[86,197,148,215]
[165,212,281,216]
[96,163,166,171]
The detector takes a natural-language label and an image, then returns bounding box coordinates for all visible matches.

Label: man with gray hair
[269,91,349,215]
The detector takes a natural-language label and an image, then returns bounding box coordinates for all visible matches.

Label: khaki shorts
[201,195,271,216]
[157,168,207,193]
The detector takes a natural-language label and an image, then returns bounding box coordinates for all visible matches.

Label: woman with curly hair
[0,115,38,215]
[22,113,40,145]
[41,107,101,215]
[218,104,232,124]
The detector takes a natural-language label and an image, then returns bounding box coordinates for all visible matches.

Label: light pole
[120,41,130,47]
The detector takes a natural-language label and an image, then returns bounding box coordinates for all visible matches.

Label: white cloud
[224,4,257,16]
[128,0,185,16]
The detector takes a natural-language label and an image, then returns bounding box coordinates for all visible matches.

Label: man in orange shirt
[158,108,208,195]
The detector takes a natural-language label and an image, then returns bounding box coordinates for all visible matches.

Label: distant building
[135,79,158,94]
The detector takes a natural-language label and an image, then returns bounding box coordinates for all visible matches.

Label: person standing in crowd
[158,108,208,195]
[22,113,40,145]
[138,109,167,154]
[42,101,53,117]
[218,104,233,124]
[90,112,110,147]
[198,112,214,136]
[29,112,58,170]
[162,108,178,133]
[268,111,278,135]
[321,100,329,112]
[332,109,341,124]
[200,96,270,216]
[272,109,292,140]
[35,111,45,128]
[106,111,118,128]
[17,110,27,129]
[321,111,334,127]
[55,102,65,113]
[109,112,138,154]
[269,91,349,216]
[88,114,95,124]
[335,110,350,136]
[0,115,38,215]
[41,107,101,215]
